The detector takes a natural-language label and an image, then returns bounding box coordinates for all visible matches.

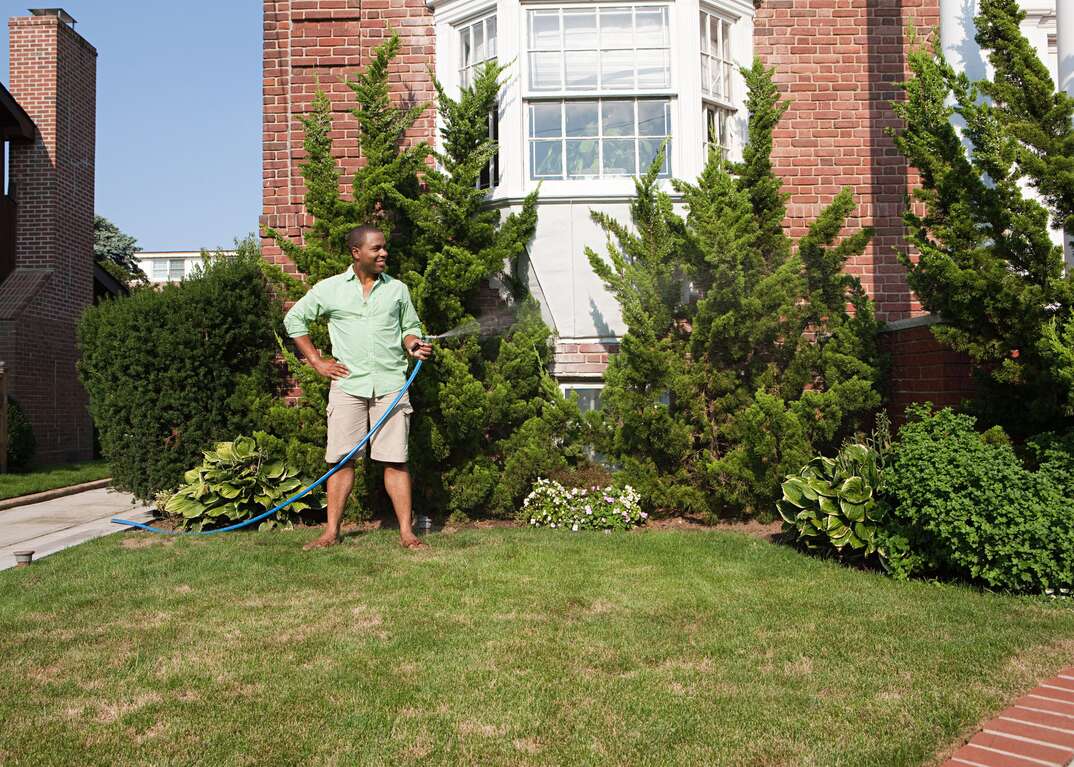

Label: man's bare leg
[304,461,353,549]
[383,462,423,548]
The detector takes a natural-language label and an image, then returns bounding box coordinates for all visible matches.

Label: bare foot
[303,534,341,551]
[400,535,425,550]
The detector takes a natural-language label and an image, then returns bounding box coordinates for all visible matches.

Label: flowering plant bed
[522,478,646,531]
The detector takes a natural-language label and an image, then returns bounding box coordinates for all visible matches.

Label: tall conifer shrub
[892,0,1074,433]
[587,61,882,517]
[265,35,583,518]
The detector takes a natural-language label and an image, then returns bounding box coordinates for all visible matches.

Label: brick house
[261,0,1066,411]
[0,9,98,464]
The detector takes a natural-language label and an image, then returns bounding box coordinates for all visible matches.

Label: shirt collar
[344,268,389,284]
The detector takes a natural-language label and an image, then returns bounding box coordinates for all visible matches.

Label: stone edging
[0,478,112,512]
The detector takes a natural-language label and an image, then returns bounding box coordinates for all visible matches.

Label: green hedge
[885,405,1074,593]
[78,242,279,499]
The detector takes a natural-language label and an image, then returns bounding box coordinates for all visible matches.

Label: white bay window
[458,12,500,188]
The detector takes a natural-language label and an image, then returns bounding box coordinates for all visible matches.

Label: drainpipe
[1057,0,1074,265]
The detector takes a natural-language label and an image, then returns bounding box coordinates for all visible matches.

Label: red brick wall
[880,322,977,419]
[754,0,938,323]
[6,14,96,464]
[261,0,436,273]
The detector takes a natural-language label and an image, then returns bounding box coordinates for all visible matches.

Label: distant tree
[93,215,147,287]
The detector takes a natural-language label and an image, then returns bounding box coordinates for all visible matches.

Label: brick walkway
[942,666,1074,767]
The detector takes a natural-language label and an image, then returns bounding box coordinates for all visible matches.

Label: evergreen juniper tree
[891,0,1074,432]
[262,35,583,519]
[588,61,881,518]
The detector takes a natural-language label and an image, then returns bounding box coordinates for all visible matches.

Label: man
[284,224,432,550]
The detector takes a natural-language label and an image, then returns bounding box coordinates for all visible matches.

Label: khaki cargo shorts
[326,383,414,465]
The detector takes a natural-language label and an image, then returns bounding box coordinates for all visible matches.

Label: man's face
[351,231,388,274]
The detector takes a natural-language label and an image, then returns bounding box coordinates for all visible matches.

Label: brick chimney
[2,8,96,463]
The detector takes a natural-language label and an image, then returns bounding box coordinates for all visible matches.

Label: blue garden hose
[111,359,424,535]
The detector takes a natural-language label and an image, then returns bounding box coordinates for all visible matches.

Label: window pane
[722,20,732,59]
[699,13,708,56]
[639,138,670,176]
[566,139,600,177]
[602,138,635,175]
[711,59,723,97]
[636,7,668,47]
[710,16,719,59]
[565,101,599,136]
[169,259,185,279]
[637,100,668,136]
[474,22,486,62]
[636,49,669,89]
[599,8,633,49]
[563,10,596,50]
[530,102,562,138]
[723,62,733,97]
[565,51,599,90]
[602,100,634,137]
[530,52,562,90]
[461,26,472,68]
[701,57,711,97]
[532,140,563,178]
[530,11,561,49]
[601,50,634,90]
[488,16,497,58]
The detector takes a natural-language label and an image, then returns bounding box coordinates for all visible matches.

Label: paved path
[0,487,153,571]
[942,666,1074,767]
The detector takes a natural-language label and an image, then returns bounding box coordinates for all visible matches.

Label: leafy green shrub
[78,239,279,500]
[164,433,324,532]
[777,444,886,558]
[6,397,35,470]
[885,405,1074,593]
[522,478,645,531]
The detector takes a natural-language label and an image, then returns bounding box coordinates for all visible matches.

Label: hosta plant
[777,443,887,560]
[164,432,324,532]
[522,478,646,532]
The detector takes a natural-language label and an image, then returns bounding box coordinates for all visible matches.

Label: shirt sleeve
[283,283,325,338]
[399,284,424,340]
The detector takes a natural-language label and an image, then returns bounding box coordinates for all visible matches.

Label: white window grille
[703,102,731,160]
[527,6,671,93]
[700,9,733,102]
[529,98,671,180]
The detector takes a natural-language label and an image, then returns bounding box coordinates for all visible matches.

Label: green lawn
[2,527,1072,766]
[0,459,110,500]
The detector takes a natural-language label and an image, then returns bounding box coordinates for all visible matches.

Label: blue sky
[1,1,261,251]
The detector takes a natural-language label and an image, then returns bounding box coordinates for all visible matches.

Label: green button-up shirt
[283,269,424,398]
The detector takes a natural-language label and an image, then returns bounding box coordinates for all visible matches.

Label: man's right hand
[311,357,350,380]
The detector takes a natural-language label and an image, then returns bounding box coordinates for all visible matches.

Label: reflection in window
[704,102,732,161]
[527,6,671,93]
[700,9,734,102]
[529,99,671,180]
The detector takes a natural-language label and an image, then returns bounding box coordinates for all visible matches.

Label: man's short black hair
[346,224,383,251]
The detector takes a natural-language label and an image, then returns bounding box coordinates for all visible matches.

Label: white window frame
[521,1,677,192]
[528,97,672,180]
[430,0,756,200]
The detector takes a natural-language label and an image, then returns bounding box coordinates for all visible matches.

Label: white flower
[641,512,648,519]
[572,524,579,532]
[550,523,557,528]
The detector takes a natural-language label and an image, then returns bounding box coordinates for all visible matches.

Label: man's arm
[293,334,350,380]
[284,286,350,379]
[400,285,432,361]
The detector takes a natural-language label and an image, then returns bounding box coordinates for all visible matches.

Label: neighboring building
[0,9,97,464]
[260,0,1066,409]
[135,250,236,284]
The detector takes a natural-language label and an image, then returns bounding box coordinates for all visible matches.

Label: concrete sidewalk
[0,487,154,571]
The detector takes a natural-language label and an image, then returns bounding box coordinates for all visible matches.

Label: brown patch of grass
[458,720,507,738]
[512,737,542,754]
[783,656,813,676]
